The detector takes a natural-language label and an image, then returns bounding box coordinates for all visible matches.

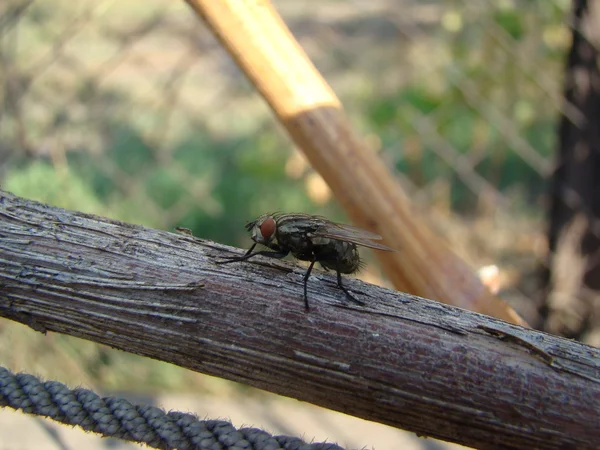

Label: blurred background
[0,0,585,449]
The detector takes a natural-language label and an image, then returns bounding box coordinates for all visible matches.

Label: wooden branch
[182,0,527,327]
[0,191,598,449]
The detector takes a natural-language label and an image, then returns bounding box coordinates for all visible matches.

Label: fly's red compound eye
[260,217,276,239]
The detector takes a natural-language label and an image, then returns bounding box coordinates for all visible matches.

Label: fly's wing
[309,221,396,251]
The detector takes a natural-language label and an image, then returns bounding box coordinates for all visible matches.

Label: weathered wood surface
[0,190,599,450]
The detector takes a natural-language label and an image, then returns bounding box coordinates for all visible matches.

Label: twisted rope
[0,366,345,450]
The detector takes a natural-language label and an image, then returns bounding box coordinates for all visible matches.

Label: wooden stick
[183,0,528,327]
[1,191,597,449]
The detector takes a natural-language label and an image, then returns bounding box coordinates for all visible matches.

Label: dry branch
[0,191,599,449]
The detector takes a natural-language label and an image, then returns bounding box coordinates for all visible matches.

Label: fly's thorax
[274,229,310,254]
[274,218,318,254]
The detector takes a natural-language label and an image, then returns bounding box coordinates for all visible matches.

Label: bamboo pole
[183,0,527,326]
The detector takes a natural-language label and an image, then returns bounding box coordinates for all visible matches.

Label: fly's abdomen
[318,241,361,274]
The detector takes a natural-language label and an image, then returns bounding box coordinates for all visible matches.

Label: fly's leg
[216,243,257,263]
[302,259,317,312]
[216,243,289,264]
[336,267,365,306]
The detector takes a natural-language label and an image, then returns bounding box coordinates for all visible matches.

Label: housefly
[216,213,395,311]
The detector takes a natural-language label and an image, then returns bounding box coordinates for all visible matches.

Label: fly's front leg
[217,243,257,263]
[336,268,365,306]
[216,243,289,264]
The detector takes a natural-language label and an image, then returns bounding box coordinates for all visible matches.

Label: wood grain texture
[183,0,527,327]
[0,191,598,450]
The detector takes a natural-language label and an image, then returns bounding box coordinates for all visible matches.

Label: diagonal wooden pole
[183,0,528,326]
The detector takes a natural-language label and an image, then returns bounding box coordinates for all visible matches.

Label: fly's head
[245,214,278,248]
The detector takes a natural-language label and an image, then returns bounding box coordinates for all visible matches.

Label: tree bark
[0,190,599,450]
[540,0,600,344]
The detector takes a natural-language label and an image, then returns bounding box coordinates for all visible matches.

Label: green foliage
[145,168,187,209]
[108,125,155,175]
[18,121,310,246]
[363,2,562,212]
[3,161,104,214]
[493,9,524,40]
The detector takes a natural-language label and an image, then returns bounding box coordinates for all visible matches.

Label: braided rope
[0,366,345,450]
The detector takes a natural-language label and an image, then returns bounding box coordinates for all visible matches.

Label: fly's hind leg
[336,268,365,306]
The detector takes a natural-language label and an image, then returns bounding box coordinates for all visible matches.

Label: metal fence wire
[0,1,577,321]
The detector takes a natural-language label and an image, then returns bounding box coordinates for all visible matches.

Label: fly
[216,213,395,311]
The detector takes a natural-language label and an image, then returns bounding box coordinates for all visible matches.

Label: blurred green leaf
[145,168,187,209]
[4,160,104,214]
[493,9,525,40]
